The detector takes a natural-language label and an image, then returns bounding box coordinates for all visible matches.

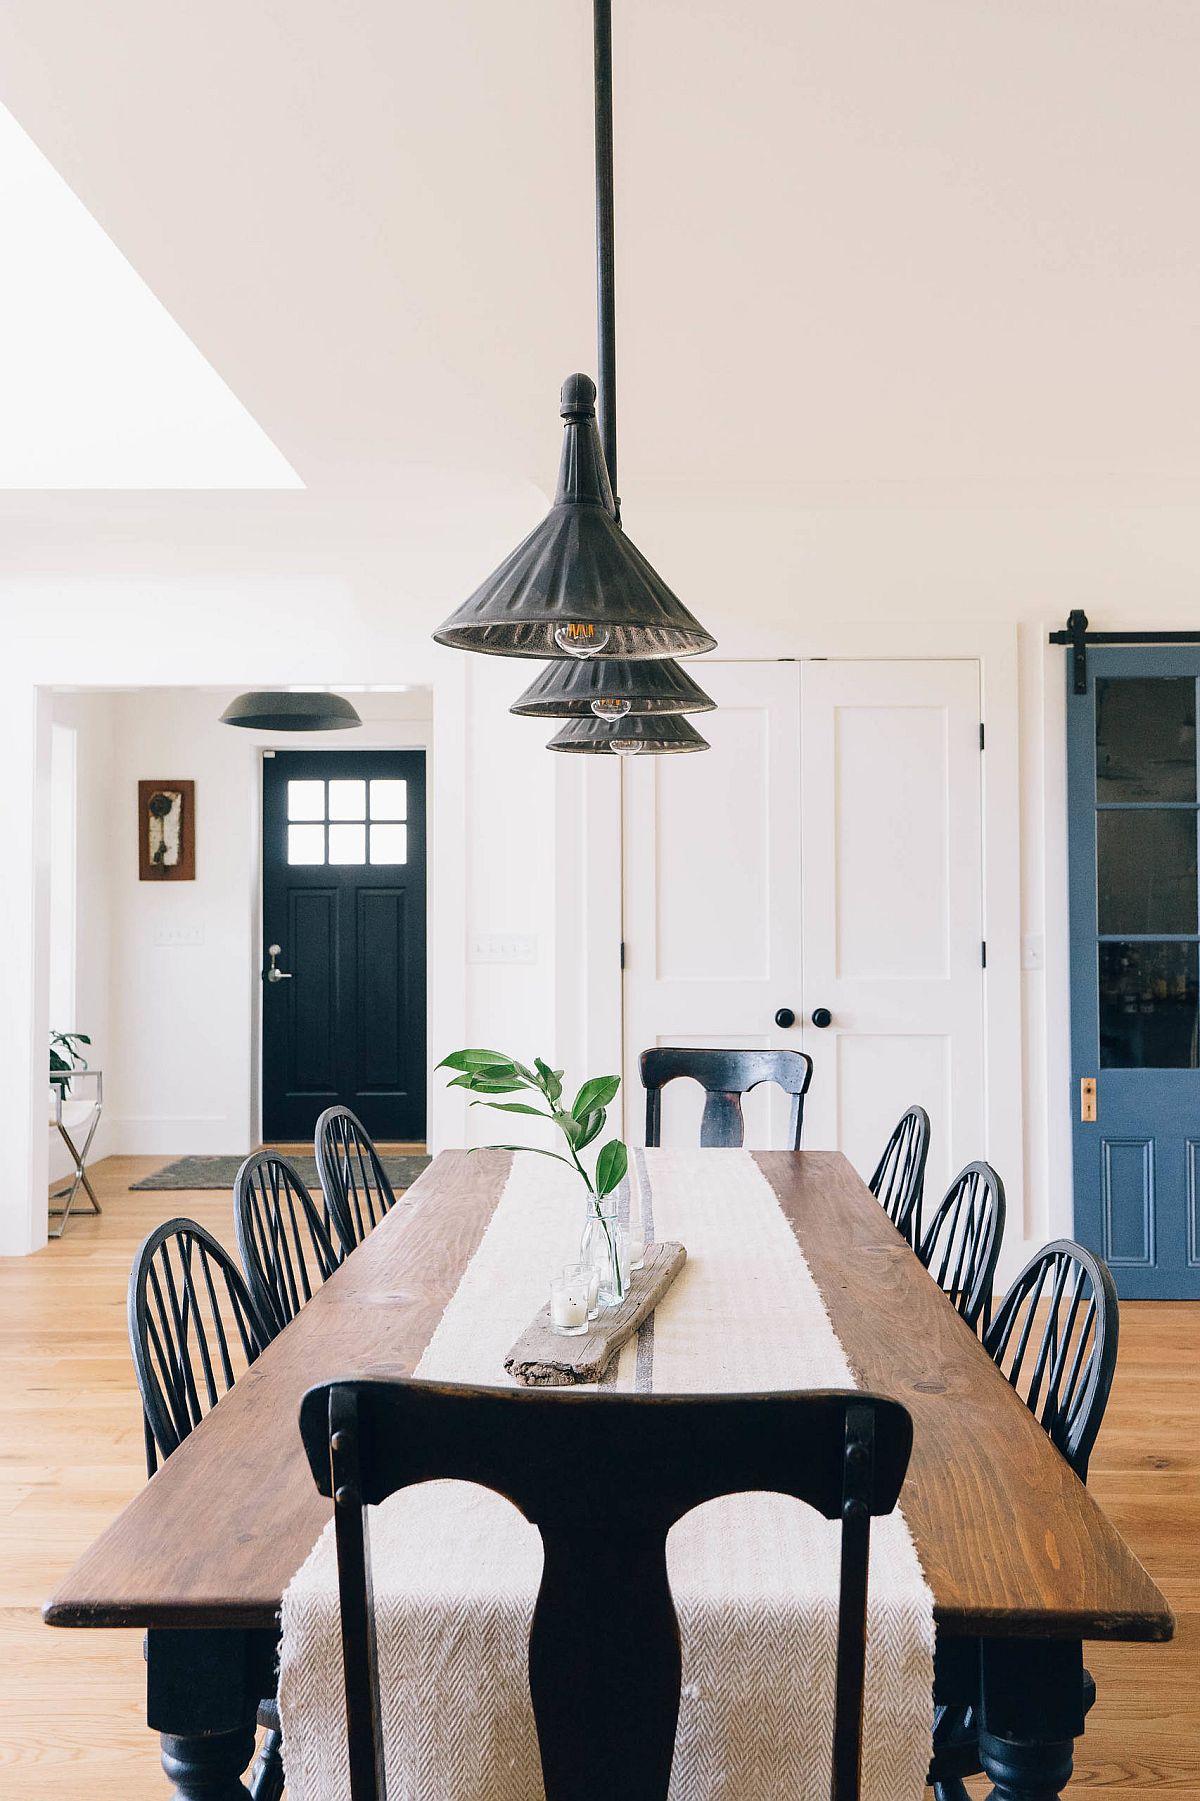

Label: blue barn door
[1068,648,1200,1297]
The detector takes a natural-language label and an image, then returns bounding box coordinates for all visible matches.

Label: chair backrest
[127,1216,266,1476]
[983,1238,1118,1479]
[315,1106,399,1256]
[640,1046,814,1150]
[868,1105,931,1246]
[917,1160,1005,1331]
[234,1150,341,1339]
[299,1378,912,1801]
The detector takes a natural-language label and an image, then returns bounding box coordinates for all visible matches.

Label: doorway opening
[261,748,427,1143]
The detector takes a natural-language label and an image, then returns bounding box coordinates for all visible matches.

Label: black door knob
[774,1007,796,1029]
[811,1007,833,1029]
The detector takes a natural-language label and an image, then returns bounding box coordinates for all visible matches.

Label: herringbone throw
[279,1148,935,1801]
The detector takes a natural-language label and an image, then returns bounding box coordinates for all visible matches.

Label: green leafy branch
[437,1048,628,1201]
[50,1030,91,1087]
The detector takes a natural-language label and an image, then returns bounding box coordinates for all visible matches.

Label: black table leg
[146,1626,277,1801]
[979,1639,1087,1801]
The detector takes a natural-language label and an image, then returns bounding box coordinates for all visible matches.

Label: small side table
[48,1070,103,1238]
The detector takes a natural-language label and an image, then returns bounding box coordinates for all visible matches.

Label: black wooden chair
[916,1161,1005,1332]
[315,1105,399,1257]
[299,1378,912,1801]
[868,1105,931,1247]
[929,1241,1119,1798]
[984,1238,1119,1480]
[234,1150,341,1340]
[126,1219,283,1801]
[640,1046,814,1150]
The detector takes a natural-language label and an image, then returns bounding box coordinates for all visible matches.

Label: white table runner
[280,1148,935,1801]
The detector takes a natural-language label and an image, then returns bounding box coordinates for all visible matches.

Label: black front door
[261,750,427,1141]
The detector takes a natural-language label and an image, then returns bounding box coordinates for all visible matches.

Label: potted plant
[50,1031,91,1092]
[439,1048,629,1303]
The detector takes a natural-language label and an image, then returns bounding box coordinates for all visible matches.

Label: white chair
[48,1070,103,1237]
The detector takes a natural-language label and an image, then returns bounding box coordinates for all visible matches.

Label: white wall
[47,691,116,1181]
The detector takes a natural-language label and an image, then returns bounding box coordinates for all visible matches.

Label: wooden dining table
[45,1149,1173,1801]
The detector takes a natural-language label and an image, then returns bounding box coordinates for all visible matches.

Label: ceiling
[0,0,1196,568]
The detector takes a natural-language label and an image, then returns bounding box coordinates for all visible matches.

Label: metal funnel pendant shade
[512,654,715,719]
[549,712,709,755]
[432,376,715,661]
[219,691,362,732]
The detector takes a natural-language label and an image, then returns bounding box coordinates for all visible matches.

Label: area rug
[131,1153,431,1192]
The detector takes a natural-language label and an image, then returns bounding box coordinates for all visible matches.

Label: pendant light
[431,0,717,678]
[219,691,362,732]
[512,655,715,719]
[548,713,709,755]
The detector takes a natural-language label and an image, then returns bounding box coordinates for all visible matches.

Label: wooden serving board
[504,1240,687,1386]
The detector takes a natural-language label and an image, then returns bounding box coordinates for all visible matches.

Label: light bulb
[611,737,643,757]
[554,622,610,658]
[591,696,631,720]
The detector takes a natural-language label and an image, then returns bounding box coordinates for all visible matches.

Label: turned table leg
[146,1627,277,1801]
[978,1639,1087,1801]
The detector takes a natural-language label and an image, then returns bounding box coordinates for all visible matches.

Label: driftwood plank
[505,1241,687,1386]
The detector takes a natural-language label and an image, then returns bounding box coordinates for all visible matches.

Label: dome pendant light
[219,691,362,732]
[548,713,710,756]
[511,655,716,720]
[431,0,717,681]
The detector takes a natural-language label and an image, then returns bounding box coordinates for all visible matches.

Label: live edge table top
[45,1150,1173,1644]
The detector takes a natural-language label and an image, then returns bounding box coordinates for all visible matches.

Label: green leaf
[482,1145,577,1170]
[534,1058,563,1105]
[595,1138,629,1197]
[437,1049,519,1073]
[574,1108,606,1151]
[571,1075,620,1121]
[448,1074,528,1094]
[469,1100,547,1116]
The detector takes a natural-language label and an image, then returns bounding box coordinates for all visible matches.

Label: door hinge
[1080,1077,1097,1122]
[981,940,987,968]
[979,722,985,751]
[619,940,626,970]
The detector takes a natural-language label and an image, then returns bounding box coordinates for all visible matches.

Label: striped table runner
[279,1149,935,1801]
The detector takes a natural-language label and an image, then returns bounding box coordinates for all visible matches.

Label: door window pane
[328,779,366,820]
[370,779,407,820]
[287,779,325,821]
[369,823,407,864]
[287,823,326,864]
[1099,941,1199,1068]
[1096,677,1196,802]
[1097,812,1197,934]
[328,823,366,864]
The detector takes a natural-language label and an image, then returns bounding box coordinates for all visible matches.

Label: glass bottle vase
[580,1196,625,1309]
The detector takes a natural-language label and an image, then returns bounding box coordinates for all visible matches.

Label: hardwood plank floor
[0,1155,1195,1798]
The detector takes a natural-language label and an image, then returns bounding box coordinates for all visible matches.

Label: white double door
[621,660,985,1199]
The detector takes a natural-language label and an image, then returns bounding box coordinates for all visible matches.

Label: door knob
[774,1007,796,1029]
[265,944,293,983]
[811,1007,832,1028]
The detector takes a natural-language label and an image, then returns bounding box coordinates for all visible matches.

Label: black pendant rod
[594,0,619,522]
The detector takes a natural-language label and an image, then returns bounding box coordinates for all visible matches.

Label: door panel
[621,659,985,1182]
[622,664,801,1149]
[262,750,426,1142]
[799,661,985,1198]
[1068,649,1200,1296]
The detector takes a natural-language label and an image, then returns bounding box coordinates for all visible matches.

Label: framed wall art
[138,780,196,881]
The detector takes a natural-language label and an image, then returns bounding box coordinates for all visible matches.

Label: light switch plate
[153,925,205,948]
[468,932,537,964]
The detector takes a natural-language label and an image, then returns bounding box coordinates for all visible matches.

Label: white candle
[551,1288,588,1330]
[627,1233,645,1270]
[551,1265,590,1334]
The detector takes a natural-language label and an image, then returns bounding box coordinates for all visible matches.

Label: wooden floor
[0,1155,1195,1799]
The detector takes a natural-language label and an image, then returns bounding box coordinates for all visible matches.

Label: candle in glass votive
[551,1264,589,1335]
[627,1232,646,1271]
